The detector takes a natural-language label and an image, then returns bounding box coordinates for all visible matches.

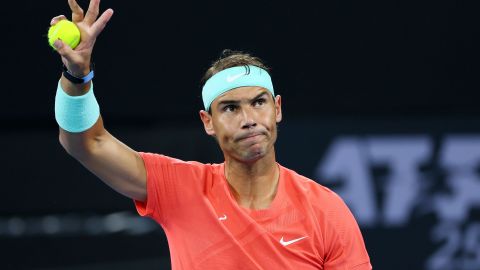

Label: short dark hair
[201,49,270,86]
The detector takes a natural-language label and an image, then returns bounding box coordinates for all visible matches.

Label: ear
[199,110,216,136]
[274,95,282,123]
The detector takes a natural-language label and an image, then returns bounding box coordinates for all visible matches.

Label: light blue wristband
[54,81,100,133]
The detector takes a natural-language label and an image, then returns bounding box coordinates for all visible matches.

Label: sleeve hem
[351,261,372,270]
[133,152,159,219]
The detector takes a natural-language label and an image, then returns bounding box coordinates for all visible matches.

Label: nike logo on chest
[279,236,308,246]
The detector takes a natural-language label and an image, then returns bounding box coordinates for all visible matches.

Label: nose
[240,107,257,129]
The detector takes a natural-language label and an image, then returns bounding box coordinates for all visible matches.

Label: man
[51,0,372,269]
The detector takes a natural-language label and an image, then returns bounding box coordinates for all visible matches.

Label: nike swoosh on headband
[226,73,246,82]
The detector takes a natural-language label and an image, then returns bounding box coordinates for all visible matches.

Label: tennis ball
[48,20,81,49]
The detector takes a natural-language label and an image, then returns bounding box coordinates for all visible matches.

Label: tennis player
[51,0,372,269]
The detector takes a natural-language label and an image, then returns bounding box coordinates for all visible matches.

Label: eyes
[223,105,237,112]
[222,98,267,113]
[254,98,266,107]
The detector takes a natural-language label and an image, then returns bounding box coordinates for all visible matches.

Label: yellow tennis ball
[48,20,81,49]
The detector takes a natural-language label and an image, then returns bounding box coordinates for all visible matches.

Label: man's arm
[52,0,146,201]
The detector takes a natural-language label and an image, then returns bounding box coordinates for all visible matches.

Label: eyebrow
[217,91,269,107]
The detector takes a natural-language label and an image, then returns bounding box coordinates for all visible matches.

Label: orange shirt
[135,153,371,270]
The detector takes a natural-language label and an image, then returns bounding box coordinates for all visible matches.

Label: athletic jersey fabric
[134,153,372,270]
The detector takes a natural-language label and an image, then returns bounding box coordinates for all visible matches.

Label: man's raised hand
[50,0,113,77]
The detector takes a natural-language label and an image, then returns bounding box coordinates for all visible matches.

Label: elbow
[59,131,80,158]
[58,131,66,148]
[58,131,71,154]
[58,130,95,159]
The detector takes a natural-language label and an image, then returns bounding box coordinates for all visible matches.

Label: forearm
[56,67,107,155]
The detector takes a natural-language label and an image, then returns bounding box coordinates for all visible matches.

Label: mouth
[236,132,265,142]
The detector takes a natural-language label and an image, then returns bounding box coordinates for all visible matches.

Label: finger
[50,15,67,25]
[84,0,100,25]
[90,8,114,38]
[53,40,76,63]
[68,0,84,23]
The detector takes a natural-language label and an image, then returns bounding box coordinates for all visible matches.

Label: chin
[240,148,268,163]
[228,140,272,163]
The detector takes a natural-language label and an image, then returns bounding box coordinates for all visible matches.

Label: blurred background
[1,0,479,269]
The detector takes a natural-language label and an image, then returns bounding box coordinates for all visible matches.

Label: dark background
[1,0,479,269]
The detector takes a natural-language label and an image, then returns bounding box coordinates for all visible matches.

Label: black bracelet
[62,64,95,84]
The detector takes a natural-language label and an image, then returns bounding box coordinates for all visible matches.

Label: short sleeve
[323,193,372,270]
[133,152,207,225]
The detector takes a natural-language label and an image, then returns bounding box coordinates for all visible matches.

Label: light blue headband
[202,65,275,111]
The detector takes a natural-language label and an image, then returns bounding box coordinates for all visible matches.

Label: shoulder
[280,165,346,209]
[139,152,222,178]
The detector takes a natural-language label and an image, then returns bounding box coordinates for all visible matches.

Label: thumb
[53,39,75,63]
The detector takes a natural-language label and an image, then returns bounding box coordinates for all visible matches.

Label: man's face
[200,86,282,163]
